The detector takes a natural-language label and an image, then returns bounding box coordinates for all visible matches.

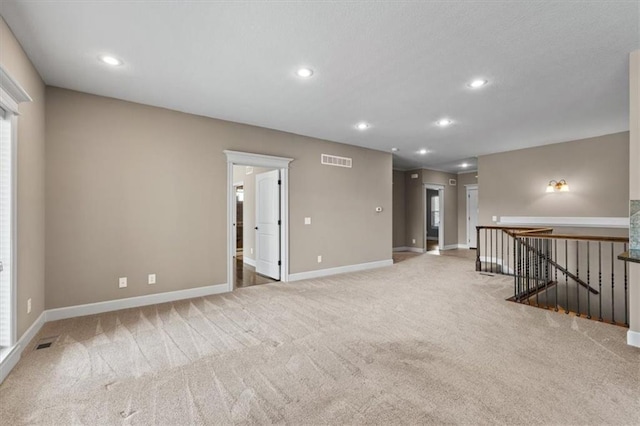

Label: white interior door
[467,187,479,248]
[255,170,280,280]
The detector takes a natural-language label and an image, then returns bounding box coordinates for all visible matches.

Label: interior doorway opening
[423,184,445,252]
[466,185,479,249]
[225,151,293,291]
[232,165,279,288]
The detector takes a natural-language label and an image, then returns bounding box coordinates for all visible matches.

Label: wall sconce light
[546,179,570,193]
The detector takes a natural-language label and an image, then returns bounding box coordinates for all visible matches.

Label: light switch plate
[119,277,127,288]
[304,217,311,225]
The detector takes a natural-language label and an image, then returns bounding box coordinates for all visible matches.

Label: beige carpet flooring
[1,253,639,425]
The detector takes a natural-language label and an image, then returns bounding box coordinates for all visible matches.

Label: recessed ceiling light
[356,122,370,130]
[436,118,452,127]
[461,163,469,168]
[296,68,314,78]
[468,79,488,88]
[99,55,122,66]
[418,149,428,155]
[391,147,399,152]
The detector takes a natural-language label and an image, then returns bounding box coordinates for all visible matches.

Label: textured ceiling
[1,1,638,172]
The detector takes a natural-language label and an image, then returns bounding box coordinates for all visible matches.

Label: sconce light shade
[546,182,555,193]
[546,179,570,193]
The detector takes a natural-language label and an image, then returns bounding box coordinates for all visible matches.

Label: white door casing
[255,170,280,280]
[225,150,293,289]
[467,185,479,248]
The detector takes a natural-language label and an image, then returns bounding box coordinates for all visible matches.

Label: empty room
[0,1,639,425]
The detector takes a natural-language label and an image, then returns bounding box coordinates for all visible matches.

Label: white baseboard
[393,247,424,253]
[0,311,45,384]
[458,244,470,249]
[46,283,230,322]
[628,330,640,348]
[288,259,393,282]
[441,244,461,251]
[243,257,256,267]
[406,247,425,253]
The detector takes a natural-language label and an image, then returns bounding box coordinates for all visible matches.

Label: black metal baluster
[576,241,580,316]
[554,239,558,311]
[543,239,548,308]
[515,237,520,300]
[484,228,487,272]
[475,227,481,271]
[535,238,540,306]
[624,242,628,327]
[611,243,615,324]
[501,231,504,274]
[564,240,569,314]
[598,242,602,321]
[490,229,493,273]
[586,241,591,319]
[525,238,531,305]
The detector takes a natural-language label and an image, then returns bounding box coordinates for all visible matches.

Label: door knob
[255,227,258,230]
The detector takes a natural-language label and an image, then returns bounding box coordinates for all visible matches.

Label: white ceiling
[1,1,638,172]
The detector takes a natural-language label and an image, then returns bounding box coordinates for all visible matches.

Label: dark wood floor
[235,255,276,288]
[426,240,439,251]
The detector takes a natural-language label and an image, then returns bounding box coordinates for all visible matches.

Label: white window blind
[0,112,12,348]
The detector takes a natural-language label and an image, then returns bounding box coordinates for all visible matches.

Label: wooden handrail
[476,225,546,231]
[476,225,629,243]
[513,233,629,243]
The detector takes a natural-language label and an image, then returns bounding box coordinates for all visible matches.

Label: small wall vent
[34,336,58,350]
[321,154,352,168]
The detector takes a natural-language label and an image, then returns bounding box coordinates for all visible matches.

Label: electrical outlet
[412,239,416,244]
[119,277,127,288]
[305,217,312,225]
[27,298,31,314]
[148,274,156,285]
[317,255,322,263]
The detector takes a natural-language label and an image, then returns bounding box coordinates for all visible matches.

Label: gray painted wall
[392,170,406,248]
[45,87,392,309]
[478,132,629,227]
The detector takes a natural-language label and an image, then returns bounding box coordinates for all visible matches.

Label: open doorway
[426,188,440,252]
[466,185,478,249]
[225,151,293,291]
[423,184,445,252]
[232,165,280,288]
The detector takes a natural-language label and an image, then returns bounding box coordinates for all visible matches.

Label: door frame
[224,150,293,290]
[0,66,31,353]
[423,183,445,251]
[466,184,479,249]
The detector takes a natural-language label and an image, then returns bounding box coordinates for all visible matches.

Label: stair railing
[476,226,629,327]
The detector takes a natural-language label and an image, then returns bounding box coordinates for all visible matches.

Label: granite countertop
[618,250,640,264]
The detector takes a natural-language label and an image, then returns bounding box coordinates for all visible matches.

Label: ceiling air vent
[321,154,352,168]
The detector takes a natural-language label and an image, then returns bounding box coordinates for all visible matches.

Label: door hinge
[278,260,281,266]
[278,180,281,185]
[278,219,281,225]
